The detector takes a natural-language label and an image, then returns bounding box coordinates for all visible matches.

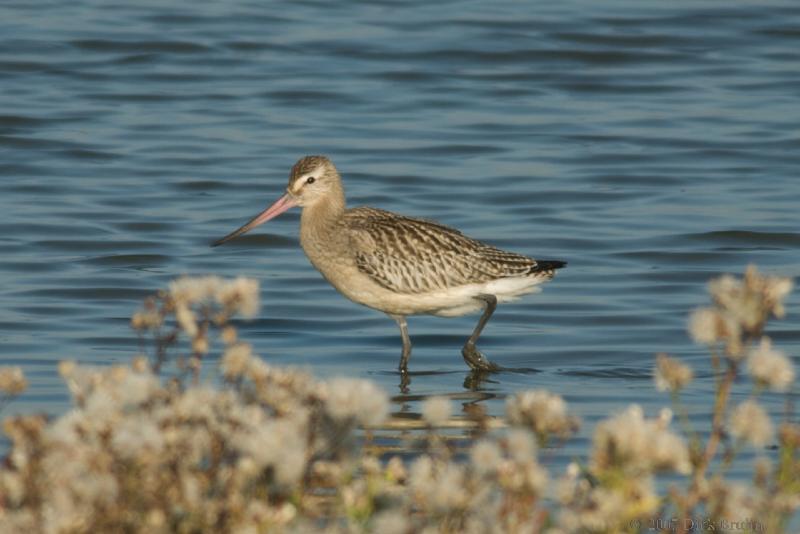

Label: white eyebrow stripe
[289,172,320,194]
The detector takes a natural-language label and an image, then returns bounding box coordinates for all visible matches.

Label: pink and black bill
[211,193,297,247]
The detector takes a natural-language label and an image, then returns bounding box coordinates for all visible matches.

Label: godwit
[212,156,565,375]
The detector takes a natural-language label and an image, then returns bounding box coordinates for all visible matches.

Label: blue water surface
[1,0,799,491]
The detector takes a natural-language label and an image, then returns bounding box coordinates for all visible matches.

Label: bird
[212,155,565,376]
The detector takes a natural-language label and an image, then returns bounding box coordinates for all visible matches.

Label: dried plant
[0,266,796,533]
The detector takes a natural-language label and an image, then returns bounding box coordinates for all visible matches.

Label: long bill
[211,193,298,247]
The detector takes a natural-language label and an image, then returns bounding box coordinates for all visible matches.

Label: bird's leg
[389,314,412,374]
[462,294,501,372]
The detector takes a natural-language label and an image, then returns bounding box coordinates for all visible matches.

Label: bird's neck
[300,183,346,238]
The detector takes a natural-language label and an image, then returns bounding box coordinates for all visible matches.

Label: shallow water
[1,0,799,486]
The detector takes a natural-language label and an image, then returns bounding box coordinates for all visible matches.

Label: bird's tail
[529,259,567,274]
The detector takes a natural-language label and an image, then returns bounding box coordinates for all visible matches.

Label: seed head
[747,337,795,392]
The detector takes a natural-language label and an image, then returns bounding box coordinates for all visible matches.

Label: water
[1,0,799,487]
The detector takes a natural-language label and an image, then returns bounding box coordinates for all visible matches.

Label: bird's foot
[461,343,501,372]
[398,366,411,393]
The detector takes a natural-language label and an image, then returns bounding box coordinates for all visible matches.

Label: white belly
[420,277,544,317]
[323,263,545,317]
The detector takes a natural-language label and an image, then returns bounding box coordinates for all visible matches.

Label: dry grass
[0,266,797,533]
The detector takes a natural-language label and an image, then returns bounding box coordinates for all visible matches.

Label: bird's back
[343,207,565,295]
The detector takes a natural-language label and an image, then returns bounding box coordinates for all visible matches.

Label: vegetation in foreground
[0,266,797,533]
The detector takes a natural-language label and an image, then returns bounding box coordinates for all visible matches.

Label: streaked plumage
[213,155,566,377]
[349,207,560,293]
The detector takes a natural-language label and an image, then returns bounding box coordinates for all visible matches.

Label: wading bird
[213,156,565,378]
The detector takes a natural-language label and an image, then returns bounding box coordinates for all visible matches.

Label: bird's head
[211,155,341,247]
[286,155,341,208]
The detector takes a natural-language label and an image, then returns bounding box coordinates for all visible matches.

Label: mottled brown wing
[345,207,541,294]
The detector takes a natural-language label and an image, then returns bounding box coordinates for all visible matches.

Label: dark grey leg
[462,294,501,371]
[389,314,412,373]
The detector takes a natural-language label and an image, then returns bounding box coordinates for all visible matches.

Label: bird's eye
[306,176,316,184]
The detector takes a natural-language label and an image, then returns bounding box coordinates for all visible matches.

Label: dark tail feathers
[530,259,567,274]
